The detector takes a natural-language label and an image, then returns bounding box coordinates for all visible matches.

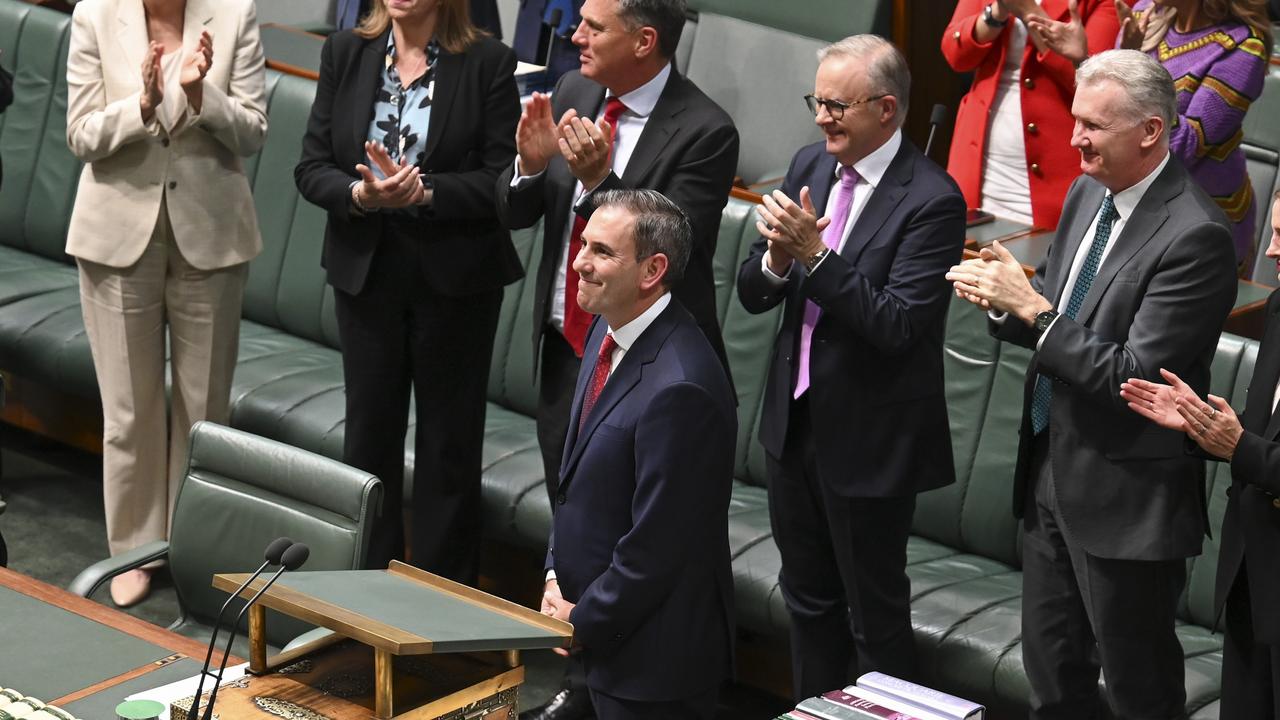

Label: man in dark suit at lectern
[541,189,736,720]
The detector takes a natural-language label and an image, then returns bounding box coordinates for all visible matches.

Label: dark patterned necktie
[1031,194,1118,435]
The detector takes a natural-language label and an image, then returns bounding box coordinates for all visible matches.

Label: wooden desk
[0,566,234,718]
[260,23,325,81]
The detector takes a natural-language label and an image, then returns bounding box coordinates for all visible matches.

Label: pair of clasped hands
[138,30,213,122]
[516,92,617,191]
[540,578,579,657]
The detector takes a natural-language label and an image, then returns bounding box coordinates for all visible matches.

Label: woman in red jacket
[943,0,1120,228]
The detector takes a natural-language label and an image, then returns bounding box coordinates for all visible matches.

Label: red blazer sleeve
[941,0,1000,72]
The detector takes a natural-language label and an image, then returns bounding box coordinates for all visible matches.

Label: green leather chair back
[167,421,381,647]
[914,296,1029,569]
[713,196,785,486]
[0,1,79,263]
[487,222,544,417]
[686,0,891,43]
[242,72,341,350]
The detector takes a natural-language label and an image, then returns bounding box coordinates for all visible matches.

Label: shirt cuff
[545,569,557,582]
[760,253,791,286]
[510,157,545,188]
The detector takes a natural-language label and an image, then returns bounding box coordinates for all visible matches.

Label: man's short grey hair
[616,0,687,60]
[817,34,910,124]
[1075,49,1177,132]
[591,189,692,288]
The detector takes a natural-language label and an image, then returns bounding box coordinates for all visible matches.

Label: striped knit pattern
[1131,0,1267,264]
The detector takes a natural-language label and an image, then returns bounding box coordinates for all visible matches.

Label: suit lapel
[421,50,462,163]
[620,66,680,186]
[116,0,148,80]
[839,143,912,264]
[1075,164,1180,324]
[560,305,678,485]
[1047,180,1104,305]
[351,32,389,155]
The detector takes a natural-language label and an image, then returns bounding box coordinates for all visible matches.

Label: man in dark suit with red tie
[541,189,736,720]
[737,35,966,699]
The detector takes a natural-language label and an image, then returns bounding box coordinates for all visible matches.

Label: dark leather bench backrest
[0,1,79,264]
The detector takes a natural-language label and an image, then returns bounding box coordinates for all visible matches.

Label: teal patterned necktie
[1030,194,1119,435]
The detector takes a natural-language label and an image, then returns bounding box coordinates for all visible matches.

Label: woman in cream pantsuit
[65,0,267,606]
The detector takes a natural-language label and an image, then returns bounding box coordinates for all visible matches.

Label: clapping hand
[1122,368,1244,459]
[755,187,832,275]
[946,242,1051,323]
[353,140,426,210]
[1025,0,1088,65]
[139,41,164,122]
[180,30,213,113]
[1115,0,1152,51]
[557,109,615,190]
[515,92,561,176]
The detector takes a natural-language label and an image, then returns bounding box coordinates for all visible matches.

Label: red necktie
[563,97,629,357]
[578,333,618,434]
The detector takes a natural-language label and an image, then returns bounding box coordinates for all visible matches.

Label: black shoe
[519,688,594,720]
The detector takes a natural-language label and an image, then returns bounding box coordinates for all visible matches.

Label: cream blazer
[65,0,267,270]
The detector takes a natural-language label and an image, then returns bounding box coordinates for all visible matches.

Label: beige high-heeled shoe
[109,568,151,608]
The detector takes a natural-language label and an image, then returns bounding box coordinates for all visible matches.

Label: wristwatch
[1034,309,1059,334]
[804,247,830,272]
[982,3,1009,27]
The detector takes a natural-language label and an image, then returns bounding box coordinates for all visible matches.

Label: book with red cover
[823,689,927,720]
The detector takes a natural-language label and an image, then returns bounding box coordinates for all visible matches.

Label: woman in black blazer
[1121,191,1280,717]
[295,0,521,581]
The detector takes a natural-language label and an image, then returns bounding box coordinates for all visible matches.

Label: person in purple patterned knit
[1031,0,1272,270]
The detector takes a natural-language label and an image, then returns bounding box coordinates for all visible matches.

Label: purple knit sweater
[1129,1,1268,263]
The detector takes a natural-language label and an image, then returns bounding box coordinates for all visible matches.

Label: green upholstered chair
[69,421,382,652]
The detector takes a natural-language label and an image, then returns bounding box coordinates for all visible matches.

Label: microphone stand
[200,544,310,720]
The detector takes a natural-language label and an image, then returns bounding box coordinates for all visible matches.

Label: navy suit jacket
[1216,289,1280,642]
[546,298,736,700]
[737,138,967,497]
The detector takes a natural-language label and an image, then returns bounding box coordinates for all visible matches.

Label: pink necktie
[794,165,859,398]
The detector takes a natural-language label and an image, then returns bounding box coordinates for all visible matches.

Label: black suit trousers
[1221,569,1280,718]
[334,223,502,583]
[767,398,918,701]
[1021,434,1188,720]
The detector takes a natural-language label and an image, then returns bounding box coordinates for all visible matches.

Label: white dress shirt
[980,6,1035,224]
[512,63,672,331]
[759,129,903,283]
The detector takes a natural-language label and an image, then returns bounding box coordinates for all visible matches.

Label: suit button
[1024,76,1035,90]
[613,633,623,640]
[556,493,566,505]
[1030,163,1042,176]
[1027,122,1038,135]
[168,181,177,189]
[161,138,170,147]
[953,31,961,41]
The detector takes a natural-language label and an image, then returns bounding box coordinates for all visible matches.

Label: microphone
[201,543,311,720]
[542,7,564,69]
[186,537,294,720]
[924,104,948,158]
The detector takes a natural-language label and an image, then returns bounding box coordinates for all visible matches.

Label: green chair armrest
[68,540,170,597]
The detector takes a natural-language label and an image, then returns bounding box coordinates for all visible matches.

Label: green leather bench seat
[0,287,95,399]
[0,247,75,306]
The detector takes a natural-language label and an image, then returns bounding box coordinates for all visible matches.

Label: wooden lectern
[205,561,573,719]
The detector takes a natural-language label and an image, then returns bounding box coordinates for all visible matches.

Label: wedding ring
[1207,406,1216,419]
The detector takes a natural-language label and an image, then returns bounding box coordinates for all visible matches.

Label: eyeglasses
[803,94,888,120]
